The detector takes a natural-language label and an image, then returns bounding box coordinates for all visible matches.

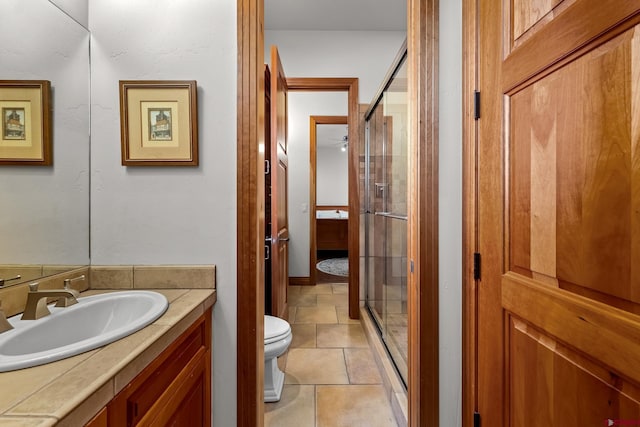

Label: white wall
[266,30,405,277]
[266,31,406,103]
[89,1,237,426]
[439,0,463,425]
[316,146,348,205]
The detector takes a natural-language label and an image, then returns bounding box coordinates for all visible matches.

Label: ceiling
[317,124,349,149]
[264,0,407,31]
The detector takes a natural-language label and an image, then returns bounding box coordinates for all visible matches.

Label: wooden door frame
[461,0,478,425]
[309,115,349,287]
[237,1,439,425]
[287,78,360,319]
[407,0,440,426]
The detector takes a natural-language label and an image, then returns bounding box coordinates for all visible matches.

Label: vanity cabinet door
[108,308,211,427]
[85,407,107,427]
[145,347,209,426]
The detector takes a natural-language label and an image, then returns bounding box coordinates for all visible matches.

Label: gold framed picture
[0,80,52,166]
[119,80,198,166]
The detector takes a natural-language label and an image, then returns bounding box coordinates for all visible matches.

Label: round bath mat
[316,258,349,277]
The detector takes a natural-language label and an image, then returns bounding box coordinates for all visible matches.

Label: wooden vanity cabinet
[85,407,107,427]
[99,308,211,427]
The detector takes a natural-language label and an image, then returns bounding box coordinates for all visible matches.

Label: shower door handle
[374,211,408,221]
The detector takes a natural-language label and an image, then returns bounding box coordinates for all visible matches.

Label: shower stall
[362,45,408,386]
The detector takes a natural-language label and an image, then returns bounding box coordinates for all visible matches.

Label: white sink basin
[0,291,168,372]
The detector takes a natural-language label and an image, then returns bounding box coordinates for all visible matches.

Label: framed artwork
[0,80,52,166]
[119,80,198,166]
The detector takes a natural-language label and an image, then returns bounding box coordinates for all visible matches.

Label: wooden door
[476,1,640,426]
[270,45,289,320]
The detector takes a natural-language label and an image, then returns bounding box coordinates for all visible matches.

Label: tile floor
[265,283,398,427]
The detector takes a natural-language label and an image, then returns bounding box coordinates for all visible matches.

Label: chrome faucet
[21,282,80,320]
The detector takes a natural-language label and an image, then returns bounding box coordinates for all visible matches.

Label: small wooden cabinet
[86,308,212,427]
[317,218,348,251]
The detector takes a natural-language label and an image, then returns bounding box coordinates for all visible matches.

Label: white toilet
[264,315,292,402]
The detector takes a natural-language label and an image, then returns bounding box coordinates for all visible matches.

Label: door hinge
[474,412,481,427]
[473,252,481,281]
[265,159,270,175]
[474,90,481,120]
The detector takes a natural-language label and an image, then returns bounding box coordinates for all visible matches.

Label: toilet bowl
[264,315,292,403]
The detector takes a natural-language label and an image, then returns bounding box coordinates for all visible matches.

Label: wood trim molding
[345,79,360,320]
[309,115,348,287]
[289,277,311,286]
[310,118,318,286]
[288,79,360,320]
[287,78,359,91]
[462,0,479,424]
[236,0,264,425]
[408,0,439,425]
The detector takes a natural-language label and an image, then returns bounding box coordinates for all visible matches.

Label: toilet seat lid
[264,315,291,341]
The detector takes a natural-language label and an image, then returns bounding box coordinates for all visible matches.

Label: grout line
[342,348,352,384]
[313,323,317,348]
[314,384,318,427]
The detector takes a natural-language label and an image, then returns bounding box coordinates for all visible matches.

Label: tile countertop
[0,288,216,427]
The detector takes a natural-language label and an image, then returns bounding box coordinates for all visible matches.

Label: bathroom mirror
[0,0,90,287]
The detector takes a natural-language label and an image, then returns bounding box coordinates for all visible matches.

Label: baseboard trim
[289,277,311,286]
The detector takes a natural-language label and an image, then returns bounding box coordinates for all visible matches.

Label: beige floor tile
[344,348,383,384]
[264,385,315,427]
[290,324,316,348]
[289,306,297,321]
[284,348,349,385]
[316,385,398,427]
[332,283,348,294]
[316,293,348,307]
[289,286,302,295]
[316,324,369,348]
[336,306,361,324]
[289,293,318,307]
[294,306,338,324]
[299,284,334,295]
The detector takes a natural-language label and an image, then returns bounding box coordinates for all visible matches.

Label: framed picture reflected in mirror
[0,80,51,166]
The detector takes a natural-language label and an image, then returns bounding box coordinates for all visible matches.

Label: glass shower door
[365,57,408,385]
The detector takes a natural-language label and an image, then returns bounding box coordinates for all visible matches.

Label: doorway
[236,1,440,426]
[310,116,350,285]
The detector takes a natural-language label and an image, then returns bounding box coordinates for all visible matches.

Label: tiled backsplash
[90,265,216,289]
[0,265,216,319]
